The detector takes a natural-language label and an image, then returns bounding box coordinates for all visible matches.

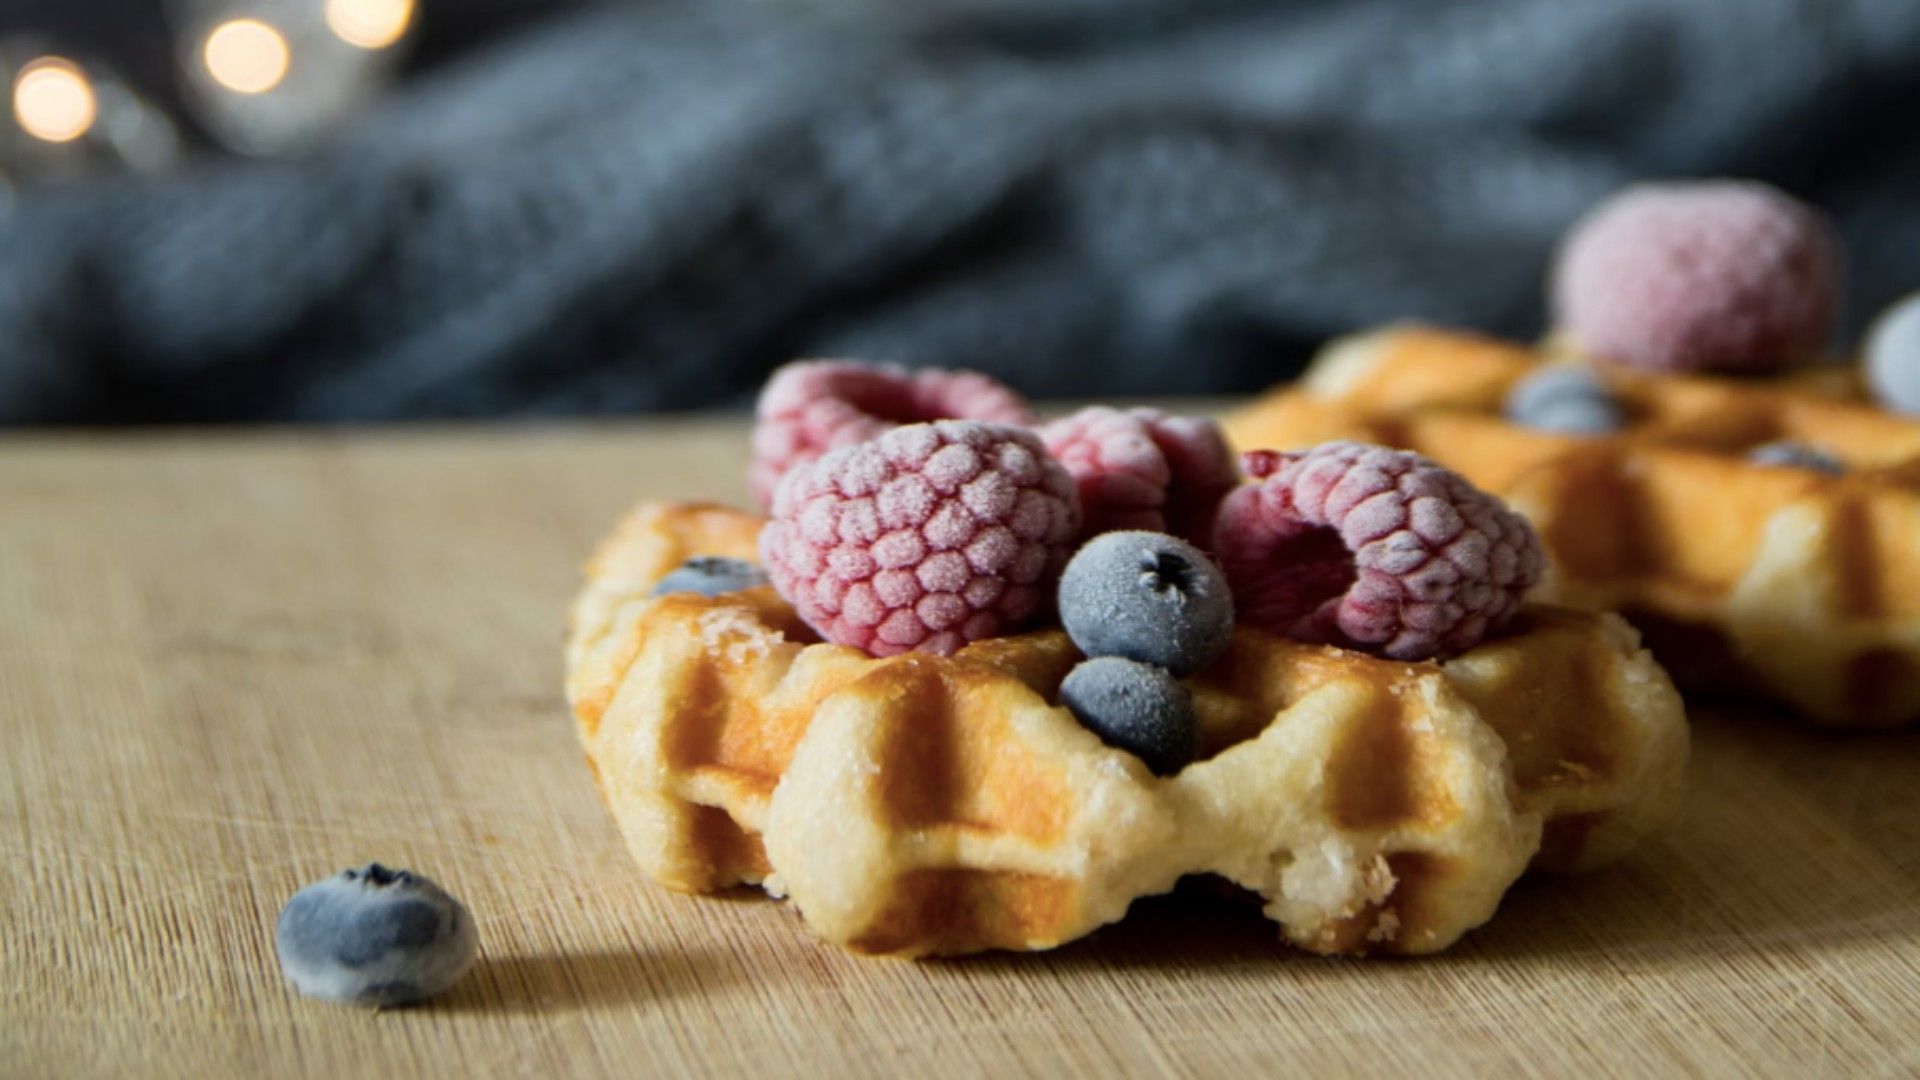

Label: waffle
[1227,324,1920,728]
[565,501,1687,957]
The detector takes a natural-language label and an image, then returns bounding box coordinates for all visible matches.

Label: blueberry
[1523,396,1624,434]
[1748,440,1845,475]
[276,863,478,1007]
[1504,366,1624,434]
[1867,292,1920,416]
[1057,531,1234,677]
[651,556,769,598]
[1059,657,1198,776]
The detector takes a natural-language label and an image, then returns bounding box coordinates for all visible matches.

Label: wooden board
[4,421,1918,1078]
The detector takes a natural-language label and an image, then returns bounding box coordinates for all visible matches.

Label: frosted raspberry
[1213,443,1545,661]
[760,420,1081,656]
[750,360,1035,509]
[1039,406,1238,545]
[1552,180,1840,374]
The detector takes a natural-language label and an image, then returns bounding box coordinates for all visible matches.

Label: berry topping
[652,556,770,598]
[1213,443,1545,661]
[750,360,1035,509]
[1503,366,1625,435]
[1058,657,1198,777]
[1866,292,1920,416]
[1551,180,1841,374]
[276,863,478,1007]
[1039,406,1238,544]
[1057,531,1234,677]
[1748,441,1845,475]
[760,420,1080,656]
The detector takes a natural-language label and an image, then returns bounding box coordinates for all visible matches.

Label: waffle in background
[1227,324,1920,728]
[565,502,1687,958]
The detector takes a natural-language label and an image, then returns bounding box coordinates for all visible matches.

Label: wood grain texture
[3,420,1918,1079]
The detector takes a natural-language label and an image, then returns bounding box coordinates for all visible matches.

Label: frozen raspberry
[760,420,1081,656]
[1039,406,1238,544]
[1551,180,1841,374]
[1212,443,1545,661]
[750,360,1035,508]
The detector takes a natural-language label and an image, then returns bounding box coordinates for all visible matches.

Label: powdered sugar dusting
[1367,908,1401,944]
[698,607,784,664]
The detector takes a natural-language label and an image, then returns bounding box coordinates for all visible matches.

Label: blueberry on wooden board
[276,863,478,1007]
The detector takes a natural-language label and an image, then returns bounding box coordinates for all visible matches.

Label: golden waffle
[1227,324,1920,727]
[565,501,1687,957]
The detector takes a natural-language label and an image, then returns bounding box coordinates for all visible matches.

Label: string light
[6,1,419,169]
[324,0,414,50]
[12,56,96,143]
[203,18,291,95]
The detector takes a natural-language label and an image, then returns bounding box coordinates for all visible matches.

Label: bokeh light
[12,57,96,143]
[203,19,291,95]
[325,0,415,50]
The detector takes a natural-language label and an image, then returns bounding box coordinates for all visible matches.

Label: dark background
[3,0,1918,425]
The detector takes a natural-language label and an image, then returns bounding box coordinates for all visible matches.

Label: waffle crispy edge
[565,501,1688,958]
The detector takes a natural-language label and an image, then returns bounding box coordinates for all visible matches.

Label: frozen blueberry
[1521,396,1624,435]
[1867,292,1920,416]
[1504,366,1624,434]
[1748,441,1845,475]
[1058,531,1234,677]
[651,556,769,598]
[276,863,478,1007]
[1059,657,1199,776]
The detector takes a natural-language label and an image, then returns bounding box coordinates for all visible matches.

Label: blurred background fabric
[2,0,1919,424]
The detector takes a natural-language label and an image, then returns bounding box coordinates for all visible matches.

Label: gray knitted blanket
[4,0,1918,423]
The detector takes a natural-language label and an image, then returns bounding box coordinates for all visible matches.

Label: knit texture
[3,0,1919,422]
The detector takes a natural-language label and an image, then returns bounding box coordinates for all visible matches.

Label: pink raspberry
[1039,406,1238,545]
[760,420,1081,657]
[1552,180,1841,374]
[1212,443,1545,661]
[750,360,1035,509]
